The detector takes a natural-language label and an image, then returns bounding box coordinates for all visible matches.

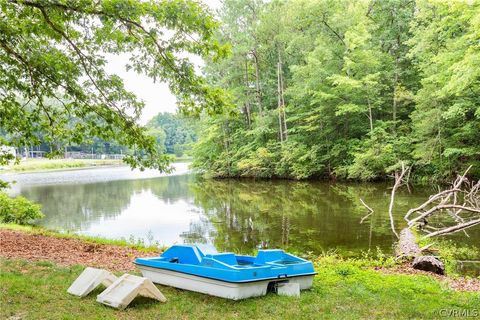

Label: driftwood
[423,218,480,238]
[412,256,445,275]
[404,166,479,238]
[360,165,479,274]
[404,188,460,221]
[388,162,410,238]
[395,228,439,259]
[396,228,421,258]
[359,198,374,224]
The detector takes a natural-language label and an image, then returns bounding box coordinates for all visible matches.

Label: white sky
[105,0,222,125]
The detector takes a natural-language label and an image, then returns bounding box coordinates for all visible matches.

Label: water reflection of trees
[19,175,193,231]
[188,179,434,255]
[18,173,479,254]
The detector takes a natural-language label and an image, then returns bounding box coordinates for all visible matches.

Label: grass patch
[0,223,162,253]
[1,159,123,173]
[0,258,478,319]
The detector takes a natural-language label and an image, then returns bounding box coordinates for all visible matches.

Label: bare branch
[408,204,480,227]
[439,165,472,206]
[359,198,374,224]
[404,188,460,221]
[388,161,408,238]
[423,218,480,238]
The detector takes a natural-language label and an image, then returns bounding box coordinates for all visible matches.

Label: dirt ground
[0,229,157,272]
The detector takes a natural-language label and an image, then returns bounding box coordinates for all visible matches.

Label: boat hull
[137,265,314,300]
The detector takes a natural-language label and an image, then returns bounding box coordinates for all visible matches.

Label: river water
[2,164,479,261]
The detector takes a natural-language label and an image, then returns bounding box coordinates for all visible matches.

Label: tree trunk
[277,60,284,143]
[244,59,251,127]
[367,97,373,134]
[279,60,288,141]
[277,54,287,142]
[392,55,398,131]
[252,48,263,116]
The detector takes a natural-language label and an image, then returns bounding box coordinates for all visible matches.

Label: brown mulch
[376,262,480,292]
[0,229,158,272]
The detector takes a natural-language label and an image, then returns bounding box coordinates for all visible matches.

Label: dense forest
[146,113,197,157]
[192,0,480,181]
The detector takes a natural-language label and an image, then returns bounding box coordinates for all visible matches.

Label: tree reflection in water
[9,169,480,256]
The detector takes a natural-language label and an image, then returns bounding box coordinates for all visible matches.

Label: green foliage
[146,112,197,155]
[0,192,43,225]
[408,0,480,180]
[193,0,479,181]
[0,0,227,170]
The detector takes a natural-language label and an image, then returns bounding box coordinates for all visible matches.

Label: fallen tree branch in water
[396,228,420,258]
[359,198,374,224]
[404,166,479,239]
[423,218,480,238]
[404,188,460,221]
[408,204,480,226]
[388,162,410,239]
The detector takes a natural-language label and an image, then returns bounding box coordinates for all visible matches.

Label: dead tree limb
[388,162,409,238]
[404,188,460,221]
[408,204,480,226]
[423,218,480,238]
[359,198,374,224]
[405,166,479,239]
[439,165,472,206]
[396,228,420,258]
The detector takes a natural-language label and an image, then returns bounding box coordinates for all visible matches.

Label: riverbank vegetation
[0,195,43,225]
[1,225,479,319]
[192,0,480,182]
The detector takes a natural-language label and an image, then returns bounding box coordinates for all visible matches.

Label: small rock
[412,255,445,275]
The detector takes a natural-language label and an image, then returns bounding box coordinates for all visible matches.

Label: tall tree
[193,0,479,181]
[408,0,480,178]
[0,0,226,170]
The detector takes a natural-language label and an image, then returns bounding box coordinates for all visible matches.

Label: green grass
[1,159,123,173]
[172,155,193,162]
[0,258,478,320]
[0,224,162,253]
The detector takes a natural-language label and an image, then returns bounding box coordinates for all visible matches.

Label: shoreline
[0,224,478,291]
[0,159,124,174]
[0,157,193,174]
[1,224,479,319]
[0,163,126,175]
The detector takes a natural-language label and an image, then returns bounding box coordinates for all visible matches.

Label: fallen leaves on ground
[0,229,157,272]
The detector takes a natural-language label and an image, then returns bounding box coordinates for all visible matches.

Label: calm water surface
[2,164,479,260]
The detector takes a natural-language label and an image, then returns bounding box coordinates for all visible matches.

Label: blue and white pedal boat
[135,244,316,300]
